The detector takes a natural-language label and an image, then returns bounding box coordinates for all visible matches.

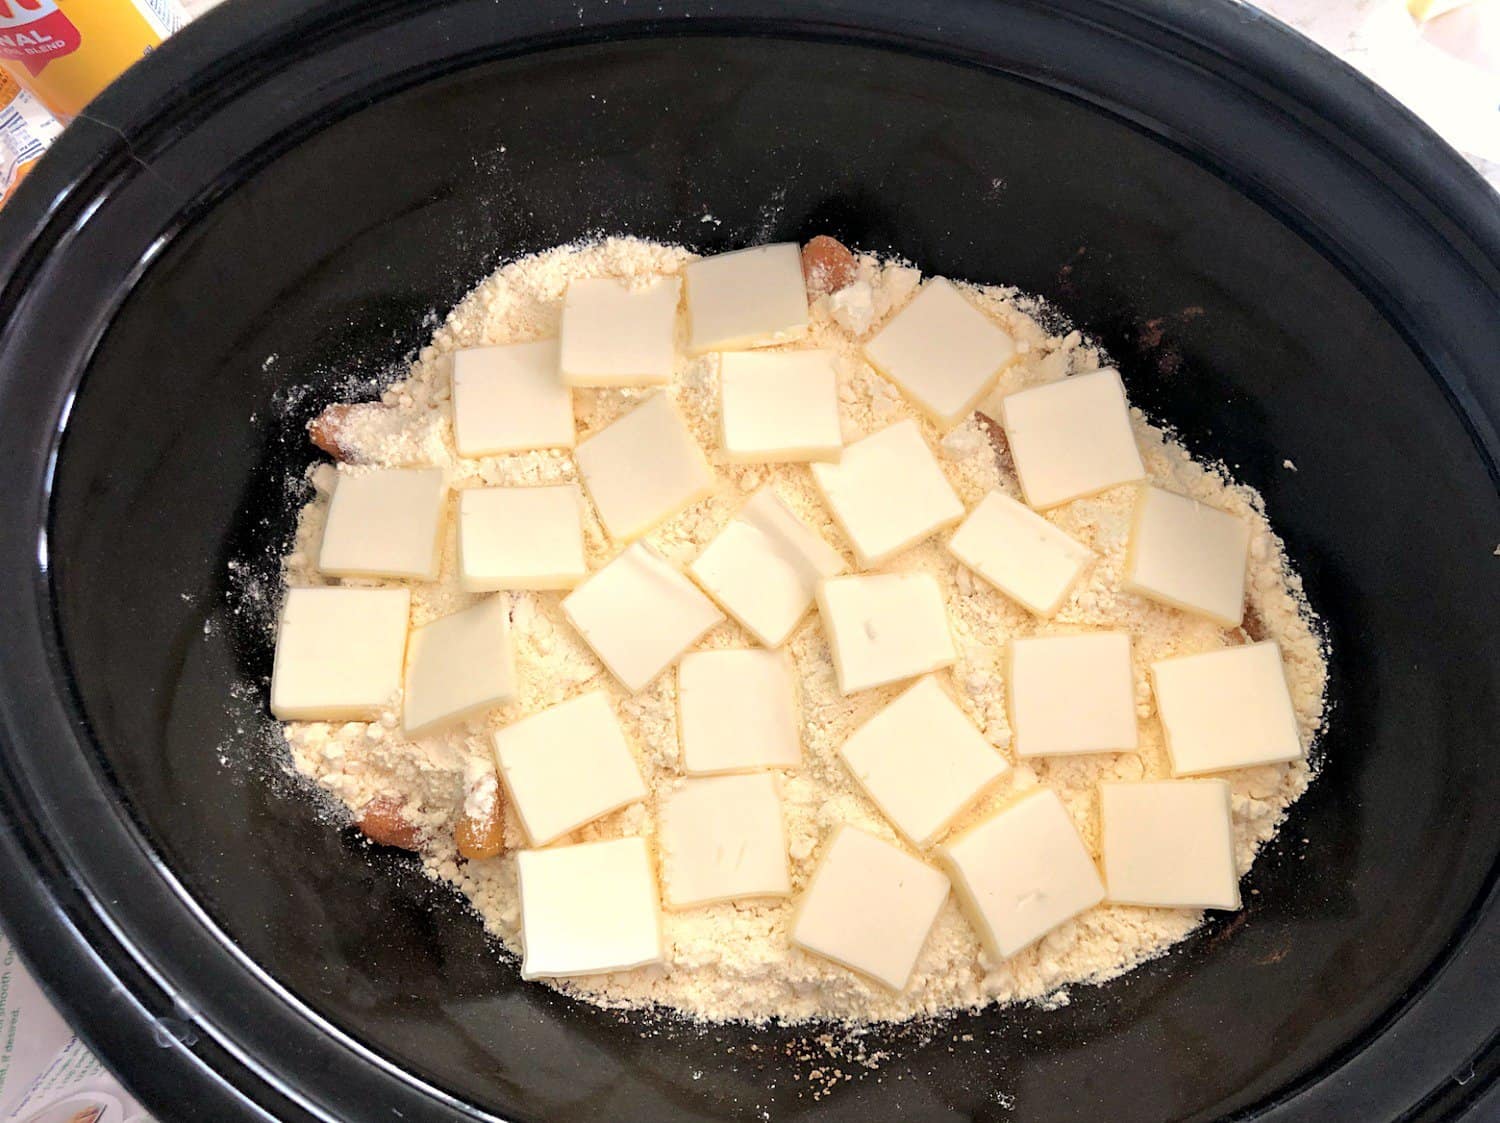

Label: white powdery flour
[277,237,1328,1025]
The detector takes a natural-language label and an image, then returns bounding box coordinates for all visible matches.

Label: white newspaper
[0,931,154,1123]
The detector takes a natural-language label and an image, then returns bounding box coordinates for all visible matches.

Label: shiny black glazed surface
[0,3,1496,1121]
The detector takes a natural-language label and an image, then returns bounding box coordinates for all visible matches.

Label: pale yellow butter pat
[318,467,447,580]
[937,788,1105,959]
[562,542,724,694]
[863,278,1016,429]
[947,490,1093,616]
[402,596,516,737]
[659,773,792,909]
[811,420,964,568]
[689,487,846,648]
[517,837,662,979]
[791,825,950,991]
[1100,780,1240,910]
[559,276,680,387]
[574,393,715,541]
[1008,632,1138,757]
[677,649,801,774]
[1150,641,1302,775]
[270,587,410,722]
[450,340,574,456]
[684,243,810,352]
[998,369,1145,509]
[458,484,587,591]
[839,677,1009,849]
[1124,485,1251,627]
[817,573,956,695]
[493,691,647,846]
[719,350,842,463]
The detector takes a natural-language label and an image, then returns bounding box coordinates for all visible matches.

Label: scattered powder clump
[276,236,1328,1025]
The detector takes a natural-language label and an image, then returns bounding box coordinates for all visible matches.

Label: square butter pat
[1008,632,1138,756]
[811,420,964,568]
[270,587,410,721]
[689,487,846,648]
[450,340,574,456]
[791,825,951,991]
[999,369,1145,509]
[840,677,1009,848]
[684,243,810,352]
[659,773,792,908]
[319,467,447,580]
[517,837,661,979]
[947,490,1093,616]
[402,596,516,736]
[493,691,647,846]
[1150,641,1302,775]
[574,393,715,541]
[678,649,800,774]
[864,278,1016,429]
[937,788,1105,959]
[817,573,956,694]
[562,542,724,693]
[1100,780,1240,909]
[458,484,587,591]
[1124,486,1251,626]
[559,276,680,387]
[720,349,842,463]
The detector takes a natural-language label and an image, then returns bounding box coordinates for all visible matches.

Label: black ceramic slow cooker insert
[0,2,1495,1121]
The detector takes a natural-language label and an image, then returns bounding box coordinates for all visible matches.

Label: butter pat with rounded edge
[450,340,574,456]
[658,773,792,908]
[559,276,680,387]
[677,649,801,774]
[791,825,951,991]
[689,487,846,648]
[937,788,1105,959]
[562,542,724,693]
[1008,632,1138,756]
[319,467,447,580]
[458,484,588,591]
[684,243,809,352]
[719,349,842,463]
[998,369,1145,509]
[517,837,662,979]
[492,691,647,846]
[863,278,1016,428]
[947,490,1093,616]
[1150,641,1302,775]
[1124,485,1251,627]
[817,573,956,694]
[402,596,516,736]
[1100,780,1240,909]
[271,586,410,721]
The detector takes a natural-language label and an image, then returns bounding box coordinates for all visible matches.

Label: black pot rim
[0,3,1495,1121]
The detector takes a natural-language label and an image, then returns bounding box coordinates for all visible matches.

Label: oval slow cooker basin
[0,2,1496,1121]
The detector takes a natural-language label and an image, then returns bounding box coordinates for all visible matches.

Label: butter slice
[492,691,647,846]
[719,350,842,463]
[1150,641,1301,775]
[562,542,724,693]
[1100,780,1240,909]
[839,677,1009,848]
[658,773,792,908]
[1008,632,1138,756]
[458,484,587,591]
[947,490,1093,617]
[810,420,964,568]
[319,467,447,580]
[450,340,574,456]
[937,789,1105,959]
[817,573,956,694]
[863,278,1016,429]
[559,276,680,387]
[574,393,715,541]
[402,596,516,736]
[517,837,661,979]
[270,587,410,721]
[791,825,951,991]
[1124,486,1251,626]
[999,369,1146,509]
[677,649,801,774]
[684,243,810,352]
[689,487,846,648]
